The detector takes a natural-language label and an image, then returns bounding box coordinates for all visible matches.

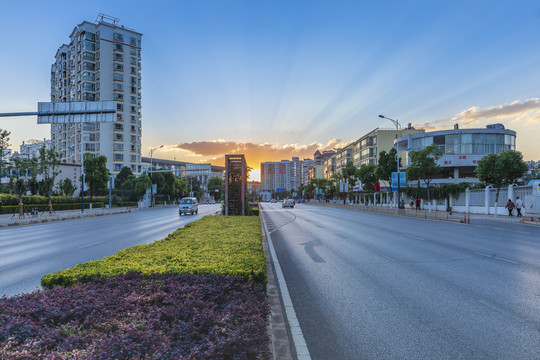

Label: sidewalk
[0,206,135,227]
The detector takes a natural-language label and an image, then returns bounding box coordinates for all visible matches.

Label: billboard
[37,101,116,124]
[391,172,407,187]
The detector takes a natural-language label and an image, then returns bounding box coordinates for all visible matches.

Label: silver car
[179,197,198,215]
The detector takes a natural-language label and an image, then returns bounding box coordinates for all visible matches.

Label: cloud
[160,139,349,168]
[417,98,540,129]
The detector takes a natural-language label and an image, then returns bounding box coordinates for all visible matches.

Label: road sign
[276,188,285,193]
[391,172,407,187]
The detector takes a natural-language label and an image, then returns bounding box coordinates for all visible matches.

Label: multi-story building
[324,126,425,179]
[396,123,517,184]
[50,14,142,175]
[261,157,303,192]
[19,139,52,159]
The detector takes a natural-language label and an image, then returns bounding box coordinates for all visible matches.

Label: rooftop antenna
[95,13,119,26]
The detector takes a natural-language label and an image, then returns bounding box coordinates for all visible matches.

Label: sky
[1,0,539,181]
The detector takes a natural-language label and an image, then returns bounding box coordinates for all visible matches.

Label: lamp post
[149,145,164,207]
[378,115,401,208]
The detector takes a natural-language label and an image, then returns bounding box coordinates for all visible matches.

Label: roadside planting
[1,216,270,359]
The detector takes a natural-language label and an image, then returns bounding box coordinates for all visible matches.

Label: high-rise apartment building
[261,157,303,192]
[50,14,142,174]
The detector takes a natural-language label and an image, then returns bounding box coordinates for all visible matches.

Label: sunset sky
[1,0,539,181]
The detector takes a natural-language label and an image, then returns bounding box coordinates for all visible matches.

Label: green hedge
[116,201,138,207]
[41,216,266,288]
[0,194,110,206]
[0,202,105,214]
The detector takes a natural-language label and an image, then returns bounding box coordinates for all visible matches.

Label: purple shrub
[0,273,271,359]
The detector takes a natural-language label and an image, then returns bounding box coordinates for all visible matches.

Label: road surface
[0,204,220,297]
[261,202,540,360]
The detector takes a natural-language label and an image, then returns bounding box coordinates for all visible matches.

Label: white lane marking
[474,251,519,264]
[261,209,312,360]
[493,227,505,231]
[405,234,425,241]
[78,241,103,249]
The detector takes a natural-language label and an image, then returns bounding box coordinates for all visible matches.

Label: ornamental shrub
[42,216,266,288]
[0,273,271,359]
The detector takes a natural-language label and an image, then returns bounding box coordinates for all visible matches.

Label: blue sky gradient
[1,0,539,180]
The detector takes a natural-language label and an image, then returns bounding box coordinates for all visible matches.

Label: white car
[282,199,295,208]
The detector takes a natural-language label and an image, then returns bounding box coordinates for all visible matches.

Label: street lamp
[378,115,402,208]
[149,145,164,207]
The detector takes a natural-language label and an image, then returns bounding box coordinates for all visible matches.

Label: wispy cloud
[417,98,540,129]
[159,139,349,167]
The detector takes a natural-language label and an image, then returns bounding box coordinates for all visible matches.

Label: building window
[117,113,123,121]
[114,63,124,71]
[130,106,136,113]
[114,164,122,171]
[114,154,123,161]
[113,83,123,91]
[115,123,124,131]
[113,73,123,81]
[113,33,124,42]
[114,143,124,151]
[131,155,137,162]
[130,96,137,103]
[130,37,137,46]
[130,67,137,74]
[113,93,123,101]
[117,103,124,111]
[114,53,124,61]
[114,43,123,52]
[115,134,124,141]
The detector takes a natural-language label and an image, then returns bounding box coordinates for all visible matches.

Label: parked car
[179,197,198,215]
[282,199,295,208]
[270,199,277,203]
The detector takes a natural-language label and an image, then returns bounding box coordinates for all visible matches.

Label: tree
[114,166,135,189]
[11,158,32,216]
[376,148,400,185]
[0,129,11,179]
[27,157,40,195]
[357,163,378,192]
[406,145,443,204]
[57,178,77,196]
[341,162,358,188]
[134,173,152,201]
[207,176,224,201]
[151,172,167,195]
[39,147,61,213]
[475,150,528,205]
[84,154,109,202]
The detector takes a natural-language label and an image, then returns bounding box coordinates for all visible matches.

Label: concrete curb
[261,215,295,360]
[0,209,132,228]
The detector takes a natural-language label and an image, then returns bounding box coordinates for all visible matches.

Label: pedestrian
[505,199,515,216]
[364,198,369,206]
[415,198,421,210]
[515,196,524,217]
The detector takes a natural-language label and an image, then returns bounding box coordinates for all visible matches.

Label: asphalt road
[260,202,540,360]
[0,204,221,297]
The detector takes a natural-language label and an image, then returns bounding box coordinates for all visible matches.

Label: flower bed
[41,216,266,288]
[0,273,271,359]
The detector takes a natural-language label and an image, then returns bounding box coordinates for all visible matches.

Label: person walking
[415,198,421,210]
[515,196,524,217]
[505,199,515,217]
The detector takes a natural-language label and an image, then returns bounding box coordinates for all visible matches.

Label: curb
[261,215,295,360]
[260,210,312,360]
[0,209,131,229]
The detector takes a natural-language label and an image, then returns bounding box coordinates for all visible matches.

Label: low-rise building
[396,123,517,184]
